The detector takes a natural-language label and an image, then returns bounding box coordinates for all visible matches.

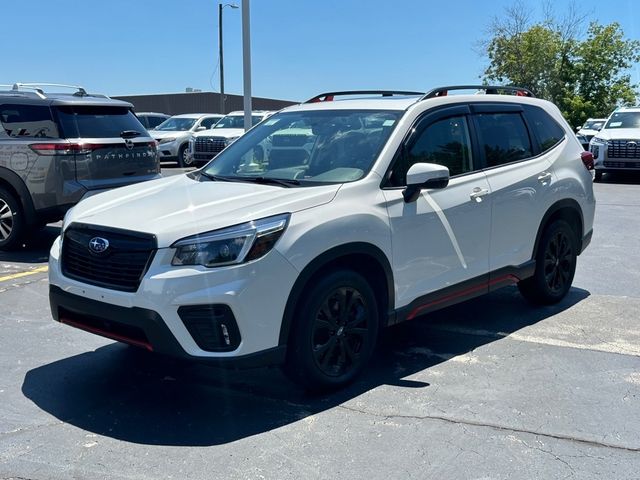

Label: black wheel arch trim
[532,199,585,259]
[0,166,37,227]
[278,242,395,346]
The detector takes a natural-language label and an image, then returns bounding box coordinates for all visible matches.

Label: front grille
[604,161,640,169]
[194,136,226,156]
[61,224,156,292]
[607,140,640,159]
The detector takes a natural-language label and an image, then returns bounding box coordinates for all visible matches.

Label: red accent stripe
[60,316,153,352]
[406,274,520,320]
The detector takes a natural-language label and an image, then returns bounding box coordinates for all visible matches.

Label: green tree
[481,2,640,128]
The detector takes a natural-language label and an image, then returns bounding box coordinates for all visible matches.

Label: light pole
[219,2,238,114]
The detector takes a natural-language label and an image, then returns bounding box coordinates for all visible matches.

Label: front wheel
[518,220,577,305]
[284,270,379,392]
[177,144,191,168]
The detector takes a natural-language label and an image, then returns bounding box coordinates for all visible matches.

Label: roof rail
[421,85,535,100]
[305,90,425,104]
[10,83,89,98]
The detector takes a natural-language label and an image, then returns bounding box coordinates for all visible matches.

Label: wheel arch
[532,199,584,259]
[0,166,37,227]
[278,242,395,347]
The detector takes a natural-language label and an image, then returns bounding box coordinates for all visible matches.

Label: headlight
[171,213,290,267]
[592,136,608,145]
[224,136,240,146]
[158,137,176,144]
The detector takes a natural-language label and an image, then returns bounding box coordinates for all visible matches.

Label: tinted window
[214,115,264,129]
[0,104,59,138]
[155,117,196,131]
[200,117,220,129]
[147,116,167,129]
[55,106,146,139]
[389,115,473,186]
[524,106,565,152]
[476,112,532,167]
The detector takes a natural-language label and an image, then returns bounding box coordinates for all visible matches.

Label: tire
[594,170,603,182]
[284,269,380,392]
[518,220,577,305]
[0,187,26,250]
[177,144,191,168]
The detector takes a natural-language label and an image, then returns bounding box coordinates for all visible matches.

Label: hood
[595,128,640,140]
[150,130,191,140]
[192,128,245,139]
[65,174,341,247]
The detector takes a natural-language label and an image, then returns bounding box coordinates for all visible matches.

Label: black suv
[0,83,161,249]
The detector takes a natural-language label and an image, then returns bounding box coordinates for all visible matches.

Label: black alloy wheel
[285,270,379,392]
[518,220,577,305]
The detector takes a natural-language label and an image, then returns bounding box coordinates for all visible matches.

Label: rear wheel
[0,187,26,250]
[518,220,577,305]
[284,269,379,392]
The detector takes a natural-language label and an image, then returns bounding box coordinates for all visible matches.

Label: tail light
[29,141,158,156]
[581,151,594,170]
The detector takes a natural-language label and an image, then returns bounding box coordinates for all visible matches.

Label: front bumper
[48,236,299,365]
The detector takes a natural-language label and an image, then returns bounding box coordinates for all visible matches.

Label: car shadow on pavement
[0,225,60,264]
[597,171,640,185]
[22,285,589,447]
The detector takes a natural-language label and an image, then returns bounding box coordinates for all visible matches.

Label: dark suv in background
[0,83,161,249]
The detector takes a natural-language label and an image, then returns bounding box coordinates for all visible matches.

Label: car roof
[225,110,272,116]
[0,91,133,108]
[169,113,222,119]
[137,112,169,116]
[613,107,640,113]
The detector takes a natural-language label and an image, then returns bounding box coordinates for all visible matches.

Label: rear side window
[0,104,59,138]
[55,106,146,139]
[524,106,565,152]
[475,112,533,167]
[147,116,166,129]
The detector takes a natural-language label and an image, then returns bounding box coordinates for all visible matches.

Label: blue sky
[2,0,639,102]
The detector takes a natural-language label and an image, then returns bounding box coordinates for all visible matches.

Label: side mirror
[196,126,206,132]
[402,163,450,203]
[596,125,603,131]
[575,126,582,132]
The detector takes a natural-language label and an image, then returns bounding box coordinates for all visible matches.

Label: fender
[0,166,37,226]
[278,242,395,346]
[532,199,585,258]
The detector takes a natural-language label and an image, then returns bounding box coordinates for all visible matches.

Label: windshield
[214,115,264,129]
[604,112,640,129]
[154,117,196,131]
[203,109,401,185]
[55,106,146,138]
[582,120,605,130]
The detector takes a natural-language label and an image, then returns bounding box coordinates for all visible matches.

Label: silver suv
[590,107,640,181]
[0,83,161,250]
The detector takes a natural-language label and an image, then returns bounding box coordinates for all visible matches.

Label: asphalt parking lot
[1,169,639,479]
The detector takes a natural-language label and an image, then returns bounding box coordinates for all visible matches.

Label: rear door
[53,105,159,190]
[471,103,554,271]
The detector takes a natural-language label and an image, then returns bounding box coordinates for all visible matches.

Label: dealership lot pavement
[1,170,639,479]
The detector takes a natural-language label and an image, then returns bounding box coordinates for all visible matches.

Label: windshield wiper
[238,176,300,187]
[120,130,142,138]
[199,171,235,182]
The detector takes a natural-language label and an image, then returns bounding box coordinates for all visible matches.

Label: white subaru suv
[49,86,595,391]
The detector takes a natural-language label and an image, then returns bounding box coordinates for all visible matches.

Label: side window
[475,113,532,167]
[524,106,565,152]
[148,116,165,129]
[389,115,473,186]
[0,104,59,138]
[201,117,219,129]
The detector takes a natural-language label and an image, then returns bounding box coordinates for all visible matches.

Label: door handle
[469,187,490,202]
[538,172,552,183]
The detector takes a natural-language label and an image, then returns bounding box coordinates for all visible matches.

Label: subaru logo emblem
[88,237,109,254]
[125,139,134,150]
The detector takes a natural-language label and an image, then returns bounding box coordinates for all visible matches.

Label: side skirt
[388,260,536,326]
